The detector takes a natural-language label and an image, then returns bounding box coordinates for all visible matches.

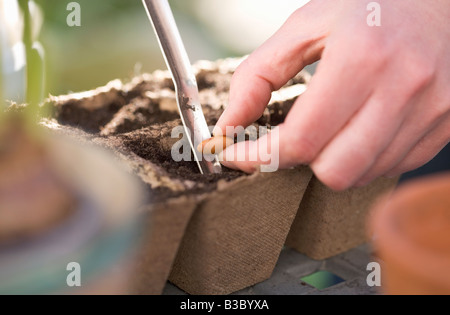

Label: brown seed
[197,136,234,155]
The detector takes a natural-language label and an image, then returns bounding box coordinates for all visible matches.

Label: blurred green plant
[18,0,45,118]
[0,0,21,123]
[19,0,44,109]
[0,0,45,131]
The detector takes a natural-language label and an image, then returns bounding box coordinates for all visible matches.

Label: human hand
[214,0,450,190]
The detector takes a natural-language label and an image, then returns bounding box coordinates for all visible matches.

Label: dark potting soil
[46,61,246,200]
[46,58,309,201]
[118,120,243,185]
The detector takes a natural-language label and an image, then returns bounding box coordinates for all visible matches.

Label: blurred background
[35,0,309,96]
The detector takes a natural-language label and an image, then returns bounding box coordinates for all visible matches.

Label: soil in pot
[43,58,310,201]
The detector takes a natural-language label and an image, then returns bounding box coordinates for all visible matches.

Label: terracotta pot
[370,173,450,295]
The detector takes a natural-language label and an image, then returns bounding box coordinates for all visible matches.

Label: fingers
[219,30,388,180]
[385,114,450,177]
[278,42,376,167]
[309,89,411,190]
[310,50,437,190]
[355,105,441,186]
[219,127,283,173]
[220,123,325,173]
[214,4,330,135]
[219,140,260,173]
[220,66,434,190]
[355,74,447,186]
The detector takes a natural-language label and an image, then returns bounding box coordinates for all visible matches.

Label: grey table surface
[163,244,380,295]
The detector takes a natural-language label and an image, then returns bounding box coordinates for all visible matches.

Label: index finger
[213,6,329,136]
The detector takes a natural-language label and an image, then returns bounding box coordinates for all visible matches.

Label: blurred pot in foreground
[369,173,450,295]
[0,118,144,294]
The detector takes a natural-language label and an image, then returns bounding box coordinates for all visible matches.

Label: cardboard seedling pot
[286,176,399,260]
[41,58,313,294]
[169,167,312,295]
